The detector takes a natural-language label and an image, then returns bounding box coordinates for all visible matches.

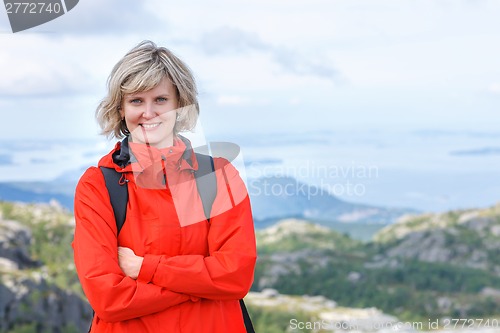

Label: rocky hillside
[2,200,500,332]
[254,210,500,323]
[0,201,92,333]
[372,203,500,274]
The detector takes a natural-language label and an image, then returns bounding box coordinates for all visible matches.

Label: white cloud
[216,95,248,106]
[0,0,499,141]
[201,27,267,55]
[0,37,88,96]
[0,34,148,96]
[488,83,500,94]
[199,26,340,83]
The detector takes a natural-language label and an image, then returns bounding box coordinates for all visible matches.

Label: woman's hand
[118,247,144,280]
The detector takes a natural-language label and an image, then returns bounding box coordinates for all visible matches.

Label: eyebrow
[126,93,172,98]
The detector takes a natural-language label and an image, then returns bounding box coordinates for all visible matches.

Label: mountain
[248,175,414,228]
[0,183,74,210]
[253,208,500,323]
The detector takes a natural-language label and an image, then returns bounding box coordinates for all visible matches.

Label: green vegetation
[255,254,500,321]
[6,324,80,333]
[2,201,500,332]
[247,303,313,333]
[0,201,80,294]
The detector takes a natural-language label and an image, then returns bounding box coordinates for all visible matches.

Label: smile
[141,123,161,129]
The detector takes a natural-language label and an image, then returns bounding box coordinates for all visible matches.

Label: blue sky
[0,0,499,140]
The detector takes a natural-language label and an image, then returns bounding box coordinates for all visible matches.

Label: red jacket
[72,137,257,332]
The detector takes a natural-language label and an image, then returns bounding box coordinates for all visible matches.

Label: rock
[0,257,19,271]
[371,205,500,275]
[490,225,500,237]
[257,249,330,289]
[384,230,452,263]
[0,284,16,332]
[261,288,279,298]
[436,296,452,312]
[480,287,500,299]
[347,271,362,283]
[0,209,93,332]
[0,276,93,332]
[0,220,41,269]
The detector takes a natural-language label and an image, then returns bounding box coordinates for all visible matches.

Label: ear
[118,106,124,118]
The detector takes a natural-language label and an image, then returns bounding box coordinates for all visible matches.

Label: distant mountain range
[248,176,414,229]
[0,173,414,232]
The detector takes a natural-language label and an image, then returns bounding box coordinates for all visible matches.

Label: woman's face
[121,77,179,149]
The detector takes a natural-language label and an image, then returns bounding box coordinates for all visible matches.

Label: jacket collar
[112,137,131,168]
[112,135,198,172]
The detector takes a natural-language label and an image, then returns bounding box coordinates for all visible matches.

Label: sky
[0,0,499,140]
[0,0,499,212]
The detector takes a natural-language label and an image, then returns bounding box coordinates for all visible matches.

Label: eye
[157,97,167,102]
[129,98,142,104]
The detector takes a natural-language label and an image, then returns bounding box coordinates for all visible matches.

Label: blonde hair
[96,40,199,139]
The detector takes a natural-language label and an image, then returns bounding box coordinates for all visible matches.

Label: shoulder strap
[100,167,128,235]
[239,299,255,333]
[193,153,217,220]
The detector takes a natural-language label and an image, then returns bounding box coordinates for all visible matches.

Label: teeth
[142,123,160,129]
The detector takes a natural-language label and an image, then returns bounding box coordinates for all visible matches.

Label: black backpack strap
[193,153,217,220]
[240,299,255,333]
[100,167,128,235]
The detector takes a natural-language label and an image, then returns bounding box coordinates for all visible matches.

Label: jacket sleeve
[72,167,191,323]
[138,159,257,300]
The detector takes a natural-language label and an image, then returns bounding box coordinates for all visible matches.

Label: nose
[142,103,156,119]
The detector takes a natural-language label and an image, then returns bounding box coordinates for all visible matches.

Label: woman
[72,40,257,332]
